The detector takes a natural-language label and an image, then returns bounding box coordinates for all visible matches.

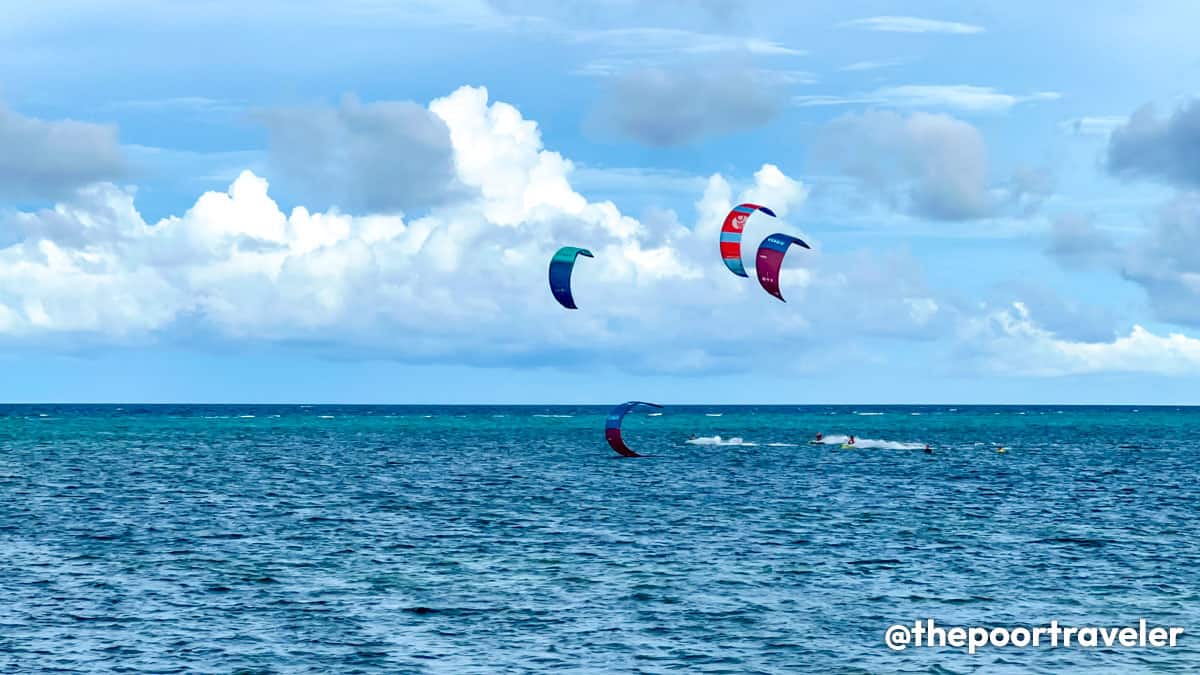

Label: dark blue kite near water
[605,401,664,457]
[549,246,594,309]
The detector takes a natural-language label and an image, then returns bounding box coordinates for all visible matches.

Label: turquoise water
[1,405,1197,672]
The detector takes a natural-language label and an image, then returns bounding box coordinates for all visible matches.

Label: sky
[3,0,1200,403]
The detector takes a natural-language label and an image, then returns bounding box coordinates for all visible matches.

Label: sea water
[1,405,1198,672]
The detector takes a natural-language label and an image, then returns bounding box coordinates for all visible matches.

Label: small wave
[686,435,757,447]
[910,412,922,416]
[814,434,849,445]
[239,415,256,419]
[648,412,663,416]
[533,414,573,418]
[852,439,925,450]
[318,415,335,419]
[705,413,723,417]
[823,434,924,450]
[766,442,798,447]
[855,412,885,416]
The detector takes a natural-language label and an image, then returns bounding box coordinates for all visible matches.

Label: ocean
[1,404,1197,673]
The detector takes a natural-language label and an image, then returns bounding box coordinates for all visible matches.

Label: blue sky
[3,0,1200,403]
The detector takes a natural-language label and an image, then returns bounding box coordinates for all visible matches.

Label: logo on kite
[719,203,776,278]
[755,233,810,302]
[605,401,664,457]
[548,246,594,309]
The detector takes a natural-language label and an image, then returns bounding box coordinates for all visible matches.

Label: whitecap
[686,435,757,447]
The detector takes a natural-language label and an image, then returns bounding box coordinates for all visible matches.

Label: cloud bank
[0,103,125,201]
[2,86,1196,378]
[591,67,783,146]
[1107,100,1200,188]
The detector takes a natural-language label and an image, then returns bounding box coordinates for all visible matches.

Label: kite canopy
[605,401,664,457]
[548,246,594,309]
[720,203,776,277]
[755,233,811,302]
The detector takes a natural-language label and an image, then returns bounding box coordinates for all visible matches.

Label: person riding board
[814,432,823,442]
[848,435,855,446]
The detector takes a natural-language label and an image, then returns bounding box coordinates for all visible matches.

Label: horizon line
[1,402,1198,407]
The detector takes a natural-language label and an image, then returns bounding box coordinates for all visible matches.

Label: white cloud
[842,16,984,34]
[966,302,1200,376]
[795,85,1060,113]
[5,85,1195,379]
[838,59,905,72]
[573,27,805,57]
[6,86,926,374]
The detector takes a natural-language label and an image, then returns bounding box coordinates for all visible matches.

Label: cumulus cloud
[0,86,950,374]
[3,85,1193,379]
[814,110,1053,221]
[841,16,984,34]
[1044,214,1117,270]
[1117,193,1200,327]
[814,110,992,220]
[1107,100,1200,187]
[0,103,125,201]
[963,302,1200,376]
[257,96,464,213]
[988,281,1120,343]
[1047,196,1200,329]
[590,67,783,146]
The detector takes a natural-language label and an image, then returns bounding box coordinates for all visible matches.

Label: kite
[720,203,776,277]
[549,246,594,309]
[755,233,810,302]
[605,401,664,457]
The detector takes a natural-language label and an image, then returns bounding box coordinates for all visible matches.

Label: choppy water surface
[1,405,1198,673]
